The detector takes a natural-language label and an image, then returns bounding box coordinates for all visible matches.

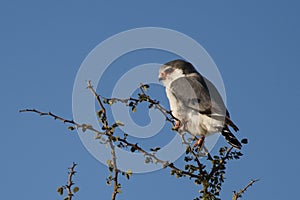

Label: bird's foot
[192,136,211,158]
[172,120,181,131]
[193,135,205,148]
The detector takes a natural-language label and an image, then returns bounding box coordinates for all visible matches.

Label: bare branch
[232,179,259,200]
[86,81,108,128]
[56,162,78,200]
[109,140,120,200]
[102,83,180,127]
[19,109,79,126]
[21,82,254,200]
[66,162,78,200]
[208,146,234,180]
[86,81,121,200]
[19,108,201,182]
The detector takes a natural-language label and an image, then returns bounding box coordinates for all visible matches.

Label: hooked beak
[158,72,166,81]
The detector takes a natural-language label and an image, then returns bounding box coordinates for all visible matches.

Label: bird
[158,59,242,149]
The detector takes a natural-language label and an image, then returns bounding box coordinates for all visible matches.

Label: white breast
[165,87,224,137]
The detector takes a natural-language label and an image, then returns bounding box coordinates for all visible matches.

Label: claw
[172,120,180,131]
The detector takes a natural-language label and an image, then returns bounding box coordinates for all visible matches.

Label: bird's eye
[164,68,174,74]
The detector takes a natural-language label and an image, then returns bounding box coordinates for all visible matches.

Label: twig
[19,82,209,182]
[87,81,121,200]
[19,108,201,180]
[65,162,77,200]
[21,82,252,200]
[103,84,180,127]
[19,109,80,127]
[109,140,120,200]
[139,84,180,126]
[56,163,78,200]
[232,179,259,200]
[87,80,108,128]
[208,146,233,180]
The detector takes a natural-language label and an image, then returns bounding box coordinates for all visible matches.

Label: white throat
[162,68,185,88]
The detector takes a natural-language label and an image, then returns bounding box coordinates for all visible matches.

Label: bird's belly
[165,88,223,136]
[180,111,224,137]
[198,114,224,134]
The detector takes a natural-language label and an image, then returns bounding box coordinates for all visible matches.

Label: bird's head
[158,59,199,87]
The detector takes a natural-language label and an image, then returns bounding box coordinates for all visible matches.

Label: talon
[172,120,181,131]
[193,136,205,148]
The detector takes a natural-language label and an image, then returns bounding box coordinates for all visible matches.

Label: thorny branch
[232,179,259,200]
[66,162,78,200]
[56,162,78,200]
[20,82,253,200]
[19,109,80,126]
[20,107,205,193]
[19,84,197,174]
[103,83,180,127]
[208,147,233,180]
[87,80,109,128]
[87,81,120,200]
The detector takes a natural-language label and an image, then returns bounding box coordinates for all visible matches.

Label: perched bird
[158,59,242,149]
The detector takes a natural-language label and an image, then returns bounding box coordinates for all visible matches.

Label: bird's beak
[158,72,166,81]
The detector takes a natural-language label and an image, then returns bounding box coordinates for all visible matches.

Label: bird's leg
[172,120,181,131]
[192,136,211,157]
[193,135,205,148]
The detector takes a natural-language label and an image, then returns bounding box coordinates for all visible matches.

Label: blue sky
[1,0,300,199]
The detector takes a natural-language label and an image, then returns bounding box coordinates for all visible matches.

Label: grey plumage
[159,59,241,149]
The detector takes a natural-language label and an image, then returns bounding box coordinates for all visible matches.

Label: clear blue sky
[1,0,300,199]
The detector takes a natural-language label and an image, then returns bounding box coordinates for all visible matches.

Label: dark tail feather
[221,126,242,149]
[225,116,239,132]
[207,114,239,132]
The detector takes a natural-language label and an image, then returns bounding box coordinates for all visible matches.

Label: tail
[221,126,242,149]
[225,116,239,132]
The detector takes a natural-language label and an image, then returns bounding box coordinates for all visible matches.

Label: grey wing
[203,77,239,131]
[169,76,239,131]
[169,76,226,115]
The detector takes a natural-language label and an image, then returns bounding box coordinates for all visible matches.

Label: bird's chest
[165,88,185,118]
[165,88,221,136]
[166,88,199,132]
